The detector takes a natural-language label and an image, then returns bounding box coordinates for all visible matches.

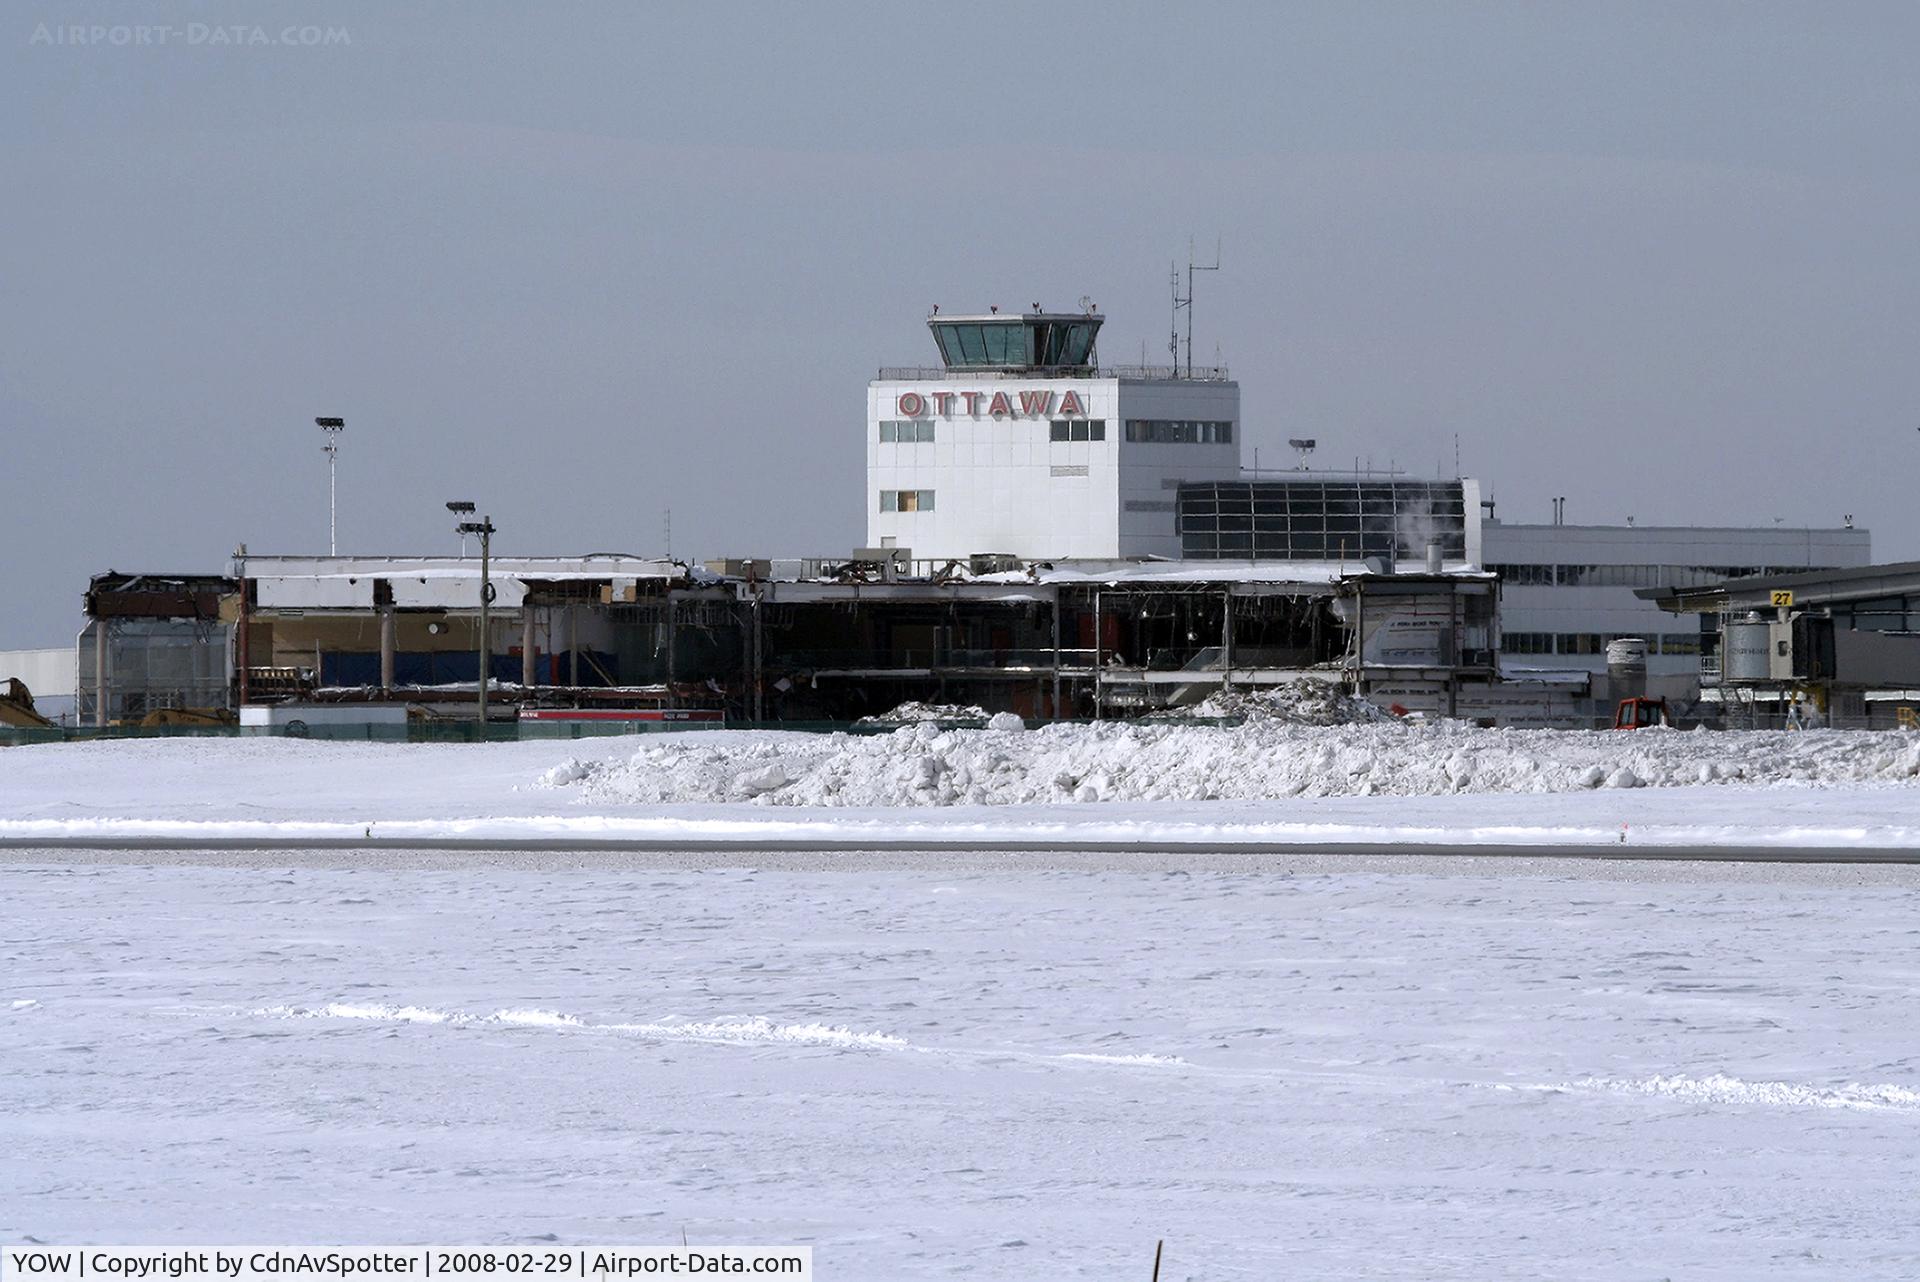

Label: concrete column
[664,595,676,689]
[93,619,109,728]
[1448,589,1460,719]
[1093,590,1102,721]
[521,608,536,688]
[1050,588,1062,720]
[379,610,396,693]
[567,604,579,687]
[1352,585,1365,697]
[1221,588,1234,692]
[751,592,764,721]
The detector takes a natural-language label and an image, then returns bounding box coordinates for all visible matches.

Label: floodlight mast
[447,500,476,557]
[451,503,496,727]
[316,417,345,554]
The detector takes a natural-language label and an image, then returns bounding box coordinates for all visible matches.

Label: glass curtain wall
[1178,480,1469,561]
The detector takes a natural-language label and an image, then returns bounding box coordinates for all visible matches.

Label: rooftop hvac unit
[968,553,1023,576]
[702,558,772,579]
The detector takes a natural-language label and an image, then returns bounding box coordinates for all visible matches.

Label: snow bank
[253,1002,913,1050]
[1183,681,1388,725]
[541,718,1920,808]
[1554,1073,1920,1113]
[854,701,990,726]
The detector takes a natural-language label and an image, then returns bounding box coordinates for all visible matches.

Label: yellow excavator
[135,706,235,727]
[0,678,56,729]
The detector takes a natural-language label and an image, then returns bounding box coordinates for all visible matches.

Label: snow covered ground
[5,857,1920,1278]
[7,724,1920,1274]
[2,722,1919,851]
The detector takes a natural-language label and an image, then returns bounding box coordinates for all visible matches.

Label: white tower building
[867,309,1240,561]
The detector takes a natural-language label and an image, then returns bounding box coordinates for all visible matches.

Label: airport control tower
[867,307,1240,561]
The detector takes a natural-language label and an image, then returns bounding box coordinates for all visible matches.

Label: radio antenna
[1168,237,1221,377]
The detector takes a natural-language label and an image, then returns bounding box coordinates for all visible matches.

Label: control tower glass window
[928,313,1102,372]
[1177,479,1468,562]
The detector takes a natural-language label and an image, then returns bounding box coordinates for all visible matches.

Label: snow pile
[539,719,1920,808]
[1184,679,1389,725]
[254,1002,908,1050]
[854,701,990,726]
[1560,1073,1920,1113]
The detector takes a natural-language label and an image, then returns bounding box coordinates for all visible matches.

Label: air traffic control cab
[867,308,1241,561]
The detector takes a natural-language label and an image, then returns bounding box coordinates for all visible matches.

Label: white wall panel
[389,576,528,609]
[0,647,74,697]
[254,576,375,609]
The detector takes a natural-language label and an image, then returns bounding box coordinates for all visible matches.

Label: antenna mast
[1168,263,1180,368]
[1169,237,1221,377]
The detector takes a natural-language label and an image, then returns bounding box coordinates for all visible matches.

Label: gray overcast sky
[3,2,1917,647]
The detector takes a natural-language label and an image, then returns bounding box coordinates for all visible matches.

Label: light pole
[316,417,344,554]
[449,502,495,727]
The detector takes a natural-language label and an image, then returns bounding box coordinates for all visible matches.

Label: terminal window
[1049,419,1107,441]
[878,420,935,443]
[1488,564,1830,590]
[1487,563,1555,586]
[1501,631,1699,657]
[1500,631,1555,655]
[879,489,935,513]
[1125,419,1234,444]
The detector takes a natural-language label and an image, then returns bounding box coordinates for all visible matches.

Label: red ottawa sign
[897,389,1086,419]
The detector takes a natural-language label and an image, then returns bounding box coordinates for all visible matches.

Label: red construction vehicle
[1613,696,1670,730]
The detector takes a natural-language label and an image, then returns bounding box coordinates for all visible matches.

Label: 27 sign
[1770,590,1794,608]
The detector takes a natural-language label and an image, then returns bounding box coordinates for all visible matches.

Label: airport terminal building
[5,300,1892,731]
[1484,519,1871,681]
[863,303,1870,702]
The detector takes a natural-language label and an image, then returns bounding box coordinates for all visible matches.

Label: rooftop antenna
[1169,264,1178,366]
[664,507,673,559]
[315,417,344,555]
[1169,236,1221,377]
[1288,438,1317,471]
